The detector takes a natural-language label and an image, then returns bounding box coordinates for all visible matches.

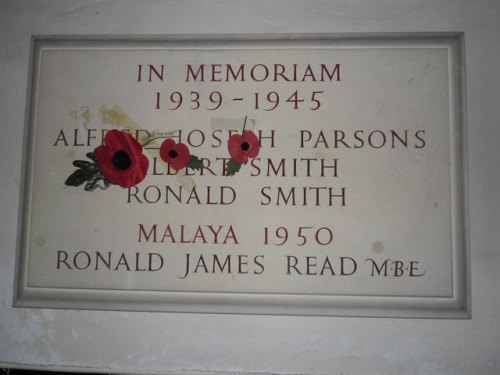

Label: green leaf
[188,155,204,170]
[84,174,101,192]
[73,160,94,170]
[65,152,111,191]
[86,152,97,162]
[65,168,92,187]
[225,158,242,176]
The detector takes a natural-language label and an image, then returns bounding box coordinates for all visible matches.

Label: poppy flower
[228,131,260,164]
[94,130,149,188]
[159,139,191,170]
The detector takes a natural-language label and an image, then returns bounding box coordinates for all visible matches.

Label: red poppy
[94,130,149,188]
[228,131,260,164]
[159,139,191,170]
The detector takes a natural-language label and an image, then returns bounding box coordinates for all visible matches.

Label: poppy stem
[142,136,169,147]
[242,115,248,135]
[141,131,176,146]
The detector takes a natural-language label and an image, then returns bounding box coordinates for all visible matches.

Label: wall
[0,1,499,374]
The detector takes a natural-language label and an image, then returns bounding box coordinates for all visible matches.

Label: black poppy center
[241,141,250,151]
[112,150,132,171]
[169,149,178,159]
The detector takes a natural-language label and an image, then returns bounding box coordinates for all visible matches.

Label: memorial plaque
[15,34,469,317]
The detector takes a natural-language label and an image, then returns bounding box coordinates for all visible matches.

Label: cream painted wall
[0,1,499,374]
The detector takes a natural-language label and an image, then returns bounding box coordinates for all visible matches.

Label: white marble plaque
[15,34,469,317]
